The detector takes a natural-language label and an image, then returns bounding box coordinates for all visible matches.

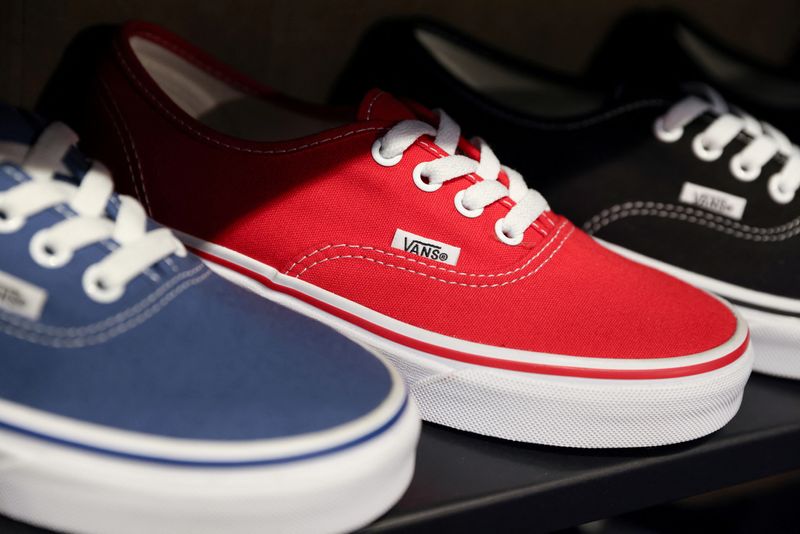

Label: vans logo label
[391,229,461,266]
[0,271,48,321]
[679,182,747,220]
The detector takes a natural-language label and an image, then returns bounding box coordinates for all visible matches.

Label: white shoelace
[372,110,551,245]
[654,84,800,204]
[0,122,185,303]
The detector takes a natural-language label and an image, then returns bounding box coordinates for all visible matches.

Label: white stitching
[0,269,211,348]
[584,201,800,241]
[294,226,574,288]
[98,77,153,217]
[135,31,260,96]
[0,264,205,335]
[97,81,145,209]
[98,81,183,275]
[279,131,552,276]
[96,83,167,279]
[286,221,568,278]
[114,37,536,234]
[365,90,385,120]
[114,43,386,154]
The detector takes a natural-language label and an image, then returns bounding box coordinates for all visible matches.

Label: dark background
[2,0,800,107]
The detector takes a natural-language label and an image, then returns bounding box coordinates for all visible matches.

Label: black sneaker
[587,8,800,140]
[332,17,800,380]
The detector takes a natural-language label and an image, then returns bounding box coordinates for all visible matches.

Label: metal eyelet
[413,162,441,192]
[371,139,402,167]
[454,190,484,218]
[494,218,523,246]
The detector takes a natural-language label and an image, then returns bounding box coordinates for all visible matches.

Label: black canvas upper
[332,17,800,304]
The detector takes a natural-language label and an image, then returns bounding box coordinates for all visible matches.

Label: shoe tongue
[357,89,419,122]
[0,102,89,183]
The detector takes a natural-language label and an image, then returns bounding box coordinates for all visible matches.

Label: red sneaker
[44,21,752,447]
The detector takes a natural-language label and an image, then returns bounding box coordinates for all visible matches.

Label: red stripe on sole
[194,248,750,380]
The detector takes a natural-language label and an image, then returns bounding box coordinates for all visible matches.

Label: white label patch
[0,271,48,321]
[679,182,747,220]
[391,229,461,266]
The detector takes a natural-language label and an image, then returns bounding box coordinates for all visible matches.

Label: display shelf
[364,373,800,532]
[2,374,799,534]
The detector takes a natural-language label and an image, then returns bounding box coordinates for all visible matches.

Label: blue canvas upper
[0,103,395,445]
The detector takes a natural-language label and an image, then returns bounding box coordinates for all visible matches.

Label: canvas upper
[330,17,800,309]
[35,21,749,380]
[0,102,402,457]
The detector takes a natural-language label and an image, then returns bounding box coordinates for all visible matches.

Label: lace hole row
[653,117,725,161]
[381,139,525,246]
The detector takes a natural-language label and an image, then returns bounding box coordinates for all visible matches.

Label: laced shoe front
[41,20,754,447]
[0,105,418,534]
[330,17,800,381]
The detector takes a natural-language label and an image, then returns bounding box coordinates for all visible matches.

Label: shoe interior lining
[415,29,604,117]
[676,27,800,108]
[130,37,345,141]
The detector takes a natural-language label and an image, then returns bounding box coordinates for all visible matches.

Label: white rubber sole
[597,238,800,381]
[738,305,800,379]
[372,341,752,448]
[198,246,753,449]
[0,397,419,534]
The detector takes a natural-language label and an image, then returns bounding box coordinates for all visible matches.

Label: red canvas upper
[69,20,741,367]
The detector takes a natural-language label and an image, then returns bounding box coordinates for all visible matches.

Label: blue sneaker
[0,104,419,534]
